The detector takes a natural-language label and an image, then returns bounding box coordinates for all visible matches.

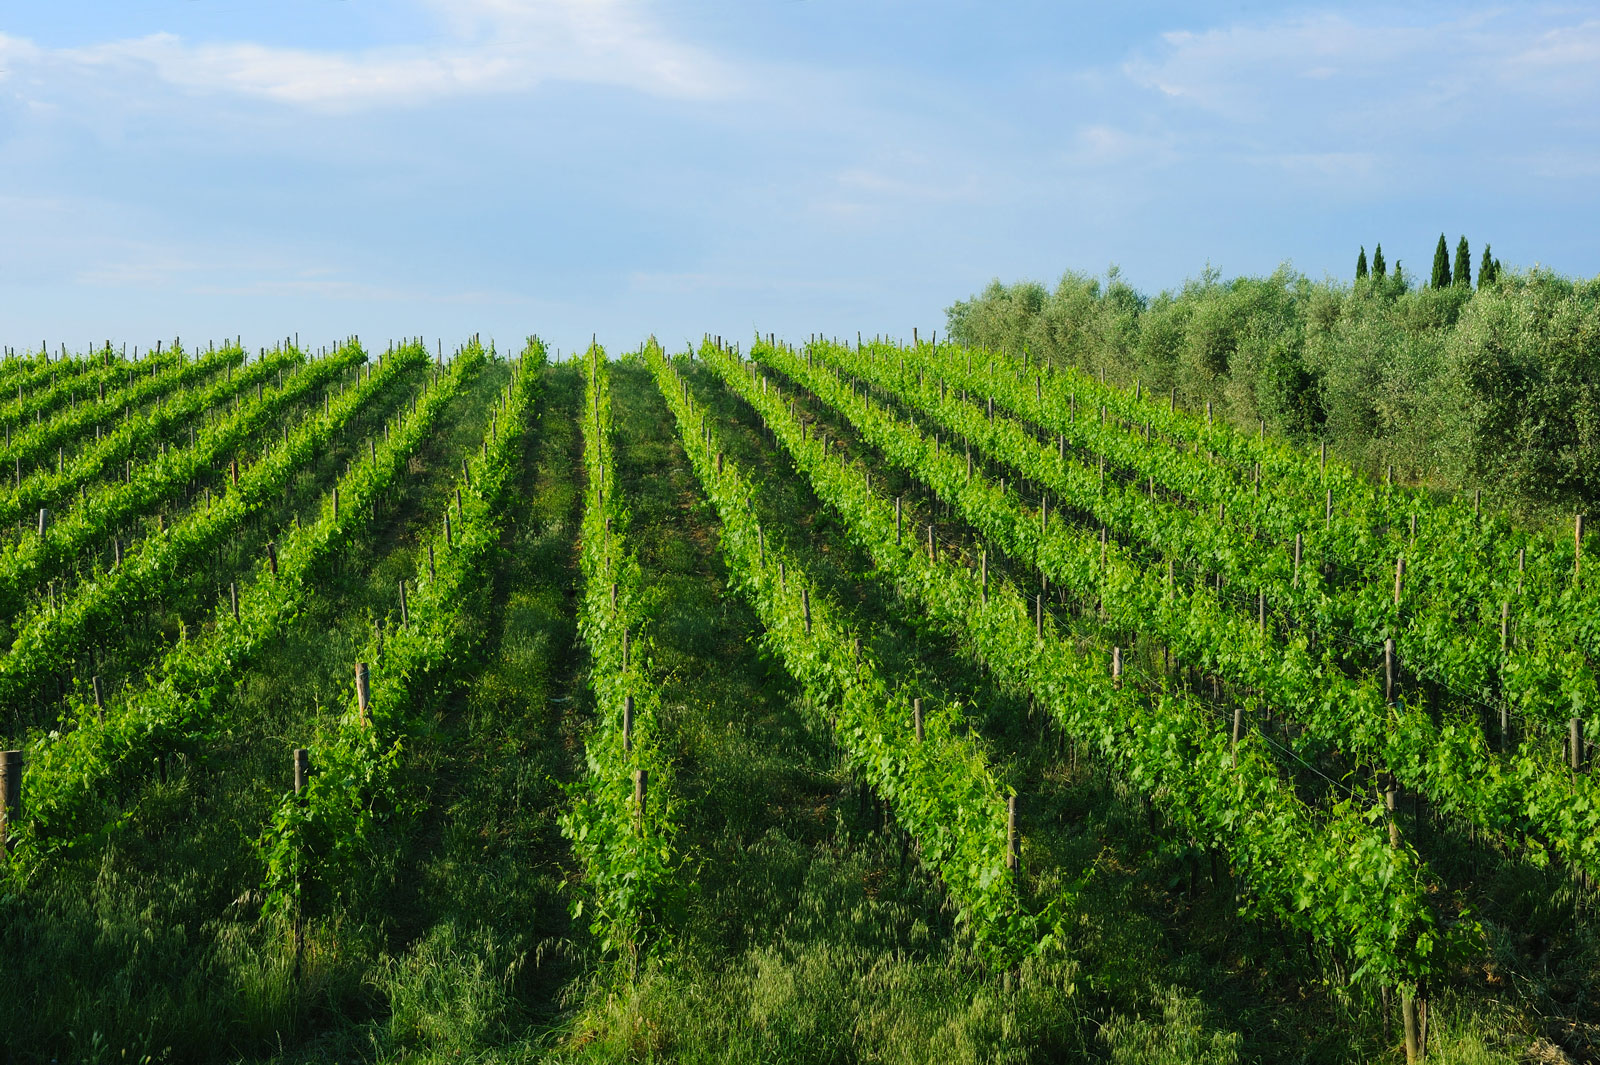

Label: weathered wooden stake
[913,698,924,743]
[398,580,409,626]
[623,695,634,753]
[266,541,278,576]
[802,588,812,634]
[1036,593,1044,637]
[1394,557,1406,607]
[1005,795,1019,872]
[634,768,648,827]
[355,662,371,727]
[1571,718,1584,772]
[37,507,48,537]
[1,749,21,858]
[92,676,104,719]
[1112,647,1122,689]
[895,497,902,544]
[1385,639,1396,704]
[230,582,239,622]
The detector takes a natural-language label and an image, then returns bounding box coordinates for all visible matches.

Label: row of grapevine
[0,345,362,631]
[0,349,104,407]
[7,341,465,874]
[260,340,541,917]
[934,341,1596,744]
[704,339,1445,995]
[650,341,1053,962]
[559,345,679,960]
[0,347,167,433]
[0,347,296,534]
[790,339,1600,881]
[0,343,242,474]
[0,343,413,723]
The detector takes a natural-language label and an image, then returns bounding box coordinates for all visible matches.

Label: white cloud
[1119,9,1600,128]
[10,0,741,112]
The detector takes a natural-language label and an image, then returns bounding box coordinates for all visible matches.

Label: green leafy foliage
[259,338,544,918]
[647,343,1042,964]
[797,336,1600,884]
[8,341,447,874]
[558,342,681,961]
[718,338,1444,991]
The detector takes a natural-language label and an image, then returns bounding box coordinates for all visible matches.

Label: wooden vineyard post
[623,695,634,753]
[292,747,309,973]
[355,662,371,728]
[913,698,923,743]
[1385,639,1396,704]
[1501,602,1513,752]
[633,769,648,830]
[443,511,452,548]
[230,582,239,623]
[92,676,104,721]
[1231,703,1243,767]
[716,451,723,475]
[928,524,937,563]
[333,488,340,520]
[1325,489,1333,527]
[980,550,988,605]
[1394,557,1405,606]
[1572,719,1584,773]
[1578,514,1586,578]
[1005,795,1019,874]
[37,507,47,538]
[1112,647,1122,690]
[427,544,436,582]
[398,580,409,627]
[802,588,812,634]
[266,541,278,576]
[1036,594,1044,638]
[895,497,902,545]
[1,749,21,860]
[1293,534,1302,585]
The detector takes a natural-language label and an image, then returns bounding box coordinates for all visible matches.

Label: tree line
[945,256,1600,517]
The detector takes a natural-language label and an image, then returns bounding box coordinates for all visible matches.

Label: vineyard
[2,334,1599,1064]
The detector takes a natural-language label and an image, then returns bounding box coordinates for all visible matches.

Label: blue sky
[1,1,1596,357]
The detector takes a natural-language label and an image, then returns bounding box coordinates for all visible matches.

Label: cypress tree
[1479,244,1493,287]
[1454,236,1471,287]
[1356,246,1369,280]
[1431,233,1451,288]
[1393,260,1405,288]
[1373,243,1386,279]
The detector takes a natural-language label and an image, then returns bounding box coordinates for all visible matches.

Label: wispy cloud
[8,0,740,112]
[1118,9,1598,128]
